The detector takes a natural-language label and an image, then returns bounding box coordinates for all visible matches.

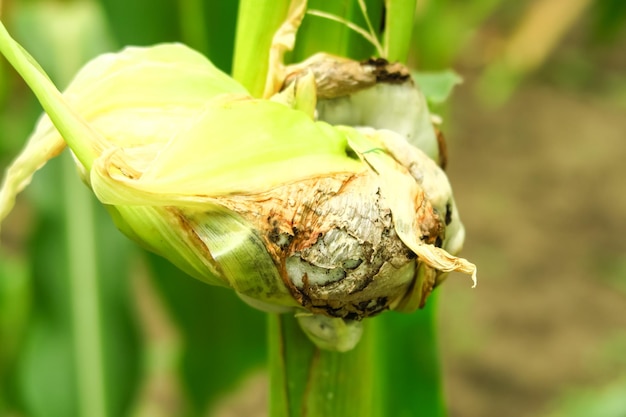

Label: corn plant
[0,1,475,416]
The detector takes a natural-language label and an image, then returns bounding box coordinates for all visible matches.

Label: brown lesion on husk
[361,57,411,84]
[163,207,228,285]
[283,53,413,99]
[434,126,449,170]
[217,170,446,320]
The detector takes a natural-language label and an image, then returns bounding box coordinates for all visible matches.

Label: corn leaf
[413,69,463,104]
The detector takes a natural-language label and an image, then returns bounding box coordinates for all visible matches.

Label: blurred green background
[1,1,626,417]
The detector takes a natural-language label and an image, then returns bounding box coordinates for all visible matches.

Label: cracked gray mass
[217,172,426,320]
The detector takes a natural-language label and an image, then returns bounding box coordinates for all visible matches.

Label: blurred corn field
[1,1,626,417]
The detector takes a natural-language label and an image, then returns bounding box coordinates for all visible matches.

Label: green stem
[268,314,376,417]
[64,154,107,417]
[231,0,291,96]
[383,0,417,62]
[372,296,447,417]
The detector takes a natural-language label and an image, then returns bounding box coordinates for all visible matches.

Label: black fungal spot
[370,297,388,313]
[357,300,371,311]
[363,57,389,66]
[269,227,280,242]
[344,312,359,321]
[268,227,292,249]
[362,57,411,83]
[341,258,363,270]
[319,270,347,287]
[445,202,453,226]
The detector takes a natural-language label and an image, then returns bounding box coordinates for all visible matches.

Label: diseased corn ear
[215,171,426,320]
[0,19,477,352]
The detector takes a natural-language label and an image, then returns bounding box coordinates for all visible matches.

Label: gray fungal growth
[286,255,347,288]
[217,170,444,321]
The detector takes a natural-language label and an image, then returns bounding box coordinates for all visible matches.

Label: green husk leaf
[186,208,297,307]
[91,99,363,207]
[0,37,249,226]
[108,205,227,287]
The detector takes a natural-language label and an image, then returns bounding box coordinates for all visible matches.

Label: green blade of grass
[64,154,107,417]
[291,0,384,62]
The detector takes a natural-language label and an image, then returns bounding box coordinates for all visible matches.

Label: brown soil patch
[437,73,626,417]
